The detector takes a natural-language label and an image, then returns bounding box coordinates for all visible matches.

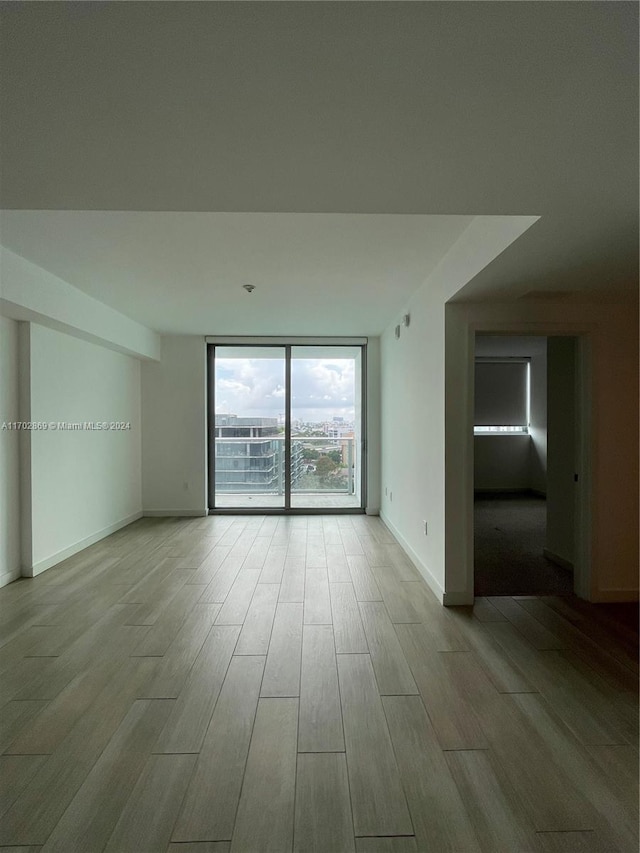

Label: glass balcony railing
[214,435,356,495]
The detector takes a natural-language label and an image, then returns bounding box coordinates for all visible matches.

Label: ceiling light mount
[242,284,255,293]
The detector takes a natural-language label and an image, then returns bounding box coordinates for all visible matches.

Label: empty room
[0,2,638,852]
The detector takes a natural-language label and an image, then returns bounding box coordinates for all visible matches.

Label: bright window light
[473,425,529,434]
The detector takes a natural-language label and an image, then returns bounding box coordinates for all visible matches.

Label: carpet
[474,492,574,597]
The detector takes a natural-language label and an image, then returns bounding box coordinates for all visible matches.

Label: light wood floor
[0,515,637,853]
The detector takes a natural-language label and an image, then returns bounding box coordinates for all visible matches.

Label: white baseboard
[143,509,208,517]
[443,590,475,606]
[379,511,445,604]
[543,548,574,572]
[0,567,22,589]
[25,511,144,578]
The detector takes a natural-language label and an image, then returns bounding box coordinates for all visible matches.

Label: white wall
[141,335,382,516]
[379,216,538,602]
[0,247,160,360]
[0,317,21,586]
[23,324,142,575]
[529,343,547,494]
[473,335,547,493]
[141,336,208,515]
[444,298,639,603]
[474,435,531,491]
[546,337,576,566]
[381,298,448,597]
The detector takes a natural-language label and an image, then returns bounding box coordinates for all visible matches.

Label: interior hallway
[0,514,637,852]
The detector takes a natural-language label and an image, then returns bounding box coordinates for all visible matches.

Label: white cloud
[215,356,356,422]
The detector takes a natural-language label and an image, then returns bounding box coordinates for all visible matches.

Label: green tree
[315,455,337,477]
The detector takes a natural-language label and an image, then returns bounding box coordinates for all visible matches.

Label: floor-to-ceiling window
[207,340,366,512]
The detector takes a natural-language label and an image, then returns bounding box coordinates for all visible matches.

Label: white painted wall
[445,298,639,603]
[141,335,382,516]
[23,324,142,575]
[141,336,208,515]
[546,337,576,566]
[473,335,547,493]
[474,435,531,491]
[380,216,538,602]
[0,317,21,586]
[529,344,548,495]
[0,247,160,360]
[381,298,448,597]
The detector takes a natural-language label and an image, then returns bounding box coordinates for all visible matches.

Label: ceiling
[475,335,547,358]
[0,211,473,335]
[0,2,637,335]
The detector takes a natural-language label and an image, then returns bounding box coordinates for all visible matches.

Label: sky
[215,356,356,423]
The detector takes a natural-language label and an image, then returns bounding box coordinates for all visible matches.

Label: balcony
[213,436,360,509]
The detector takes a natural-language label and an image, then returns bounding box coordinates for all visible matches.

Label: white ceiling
[0,2,637,335]
[0,211,473,335]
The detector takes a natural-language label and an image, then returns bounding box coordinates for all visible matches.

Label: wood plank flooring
[0,514,637,852]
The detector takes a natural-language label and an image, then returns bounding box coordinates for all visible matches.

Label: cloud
[216,358,285,413]
[215,356,356,422]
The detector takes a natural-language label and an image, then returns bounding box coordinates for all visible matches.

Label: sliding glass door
[290,346,362,509]
[211,346,286,509]
[208,342,365,512]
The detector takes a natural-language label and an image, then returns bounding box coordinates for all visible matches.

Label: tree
[326,450,342,465]
[314,455,346,490]
[315,455,337,477]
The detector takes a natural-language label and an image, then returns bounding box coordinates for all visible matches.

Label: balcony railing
[214,435,356,495]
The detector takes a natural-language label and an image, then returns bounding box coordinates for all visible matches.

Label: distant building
[214,415,303,493]
[326,422,354,439]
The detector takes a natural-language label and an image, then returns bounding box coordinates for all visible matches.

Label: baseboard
[379,511,444,604]
[442,590,475,606]
[590,589,640,603]
[143,509,208,517]
[25,511,144,578]
[543,548,574,572]
[0,567,21,589]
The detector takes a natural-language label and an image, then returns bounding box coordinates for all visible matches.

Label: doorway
[473,334,583,596]
[207,342,366,513]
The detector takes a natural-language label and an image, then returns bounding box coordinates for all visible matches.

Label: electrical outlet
[423,520,428,535]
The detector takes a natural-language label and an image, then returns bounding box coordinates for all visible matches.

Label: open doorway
[473,334,581,596]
